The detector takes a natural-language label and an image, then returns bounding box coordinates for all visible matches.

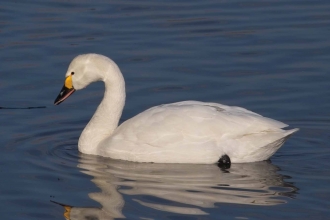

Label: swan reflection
[63,155,297,219]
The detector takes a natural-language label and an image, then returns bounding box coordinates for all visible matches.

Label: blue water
[0,0,329,219]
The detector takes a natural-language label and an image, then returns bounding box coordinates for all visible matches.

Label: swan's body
[55,54,298,164]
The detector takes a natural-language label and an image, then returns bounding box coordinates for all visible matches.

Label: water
[0,0,329,219]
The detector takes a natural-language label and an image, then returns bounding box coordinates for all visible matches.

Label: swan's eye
[71,72,75,75]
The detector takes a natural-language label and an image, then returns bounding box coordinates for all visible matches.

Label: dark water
[0,0,329,219]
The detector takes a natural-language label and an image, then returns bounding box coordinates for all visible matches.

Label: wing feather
[112,101,288,147]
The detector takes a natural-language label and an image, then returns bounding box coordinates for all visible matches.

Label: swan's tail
[229,128,299,163]
[257,128,299,161]
[283,128,299,137]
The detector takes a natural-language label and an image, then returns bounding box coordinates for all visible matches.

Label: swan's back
[99,101,298,163]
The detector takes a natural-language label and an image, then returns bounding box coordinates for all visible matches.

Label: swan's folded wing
[111,101,288,147]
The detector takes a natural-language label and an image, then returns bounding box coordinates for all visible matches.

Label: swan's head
[54,54,113,105]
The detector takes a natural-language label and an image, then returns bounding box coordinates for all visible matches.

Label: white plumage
[55,54,298,164]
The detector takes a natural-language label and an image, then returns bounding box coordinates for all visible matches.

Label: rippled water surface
[0,0,330,219]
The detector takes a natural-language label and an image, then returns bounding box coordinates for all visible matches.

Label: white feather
[58,54,298,164]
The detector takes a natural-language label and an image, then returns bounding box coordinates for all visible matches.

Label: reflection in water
[64,155,297,219]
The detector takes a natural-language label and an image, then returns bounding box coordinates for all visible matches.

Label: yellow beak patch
[64,75,73,89]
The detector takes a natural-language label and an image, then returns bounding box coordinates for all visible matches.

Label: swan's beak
[54,75,75,105]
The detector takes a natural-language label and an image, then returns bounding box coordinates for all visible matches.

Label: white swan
[54,54,298,164]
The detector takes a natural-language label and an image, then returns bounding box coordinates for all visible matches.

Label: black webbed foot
[218,154,231,169]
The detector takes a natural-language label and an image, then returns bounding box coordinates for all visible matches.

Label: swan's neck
[78,70,125,155]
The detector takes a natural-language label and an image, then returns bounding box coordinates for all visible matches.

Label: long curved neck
[78,67,125,155]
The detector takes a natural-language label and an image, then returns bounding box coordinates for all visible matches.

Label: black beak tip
[54,94,64,105]
[54,86,75,106]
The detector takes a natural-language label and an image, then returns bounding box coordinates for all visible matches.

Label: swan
[54,53,298,165]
